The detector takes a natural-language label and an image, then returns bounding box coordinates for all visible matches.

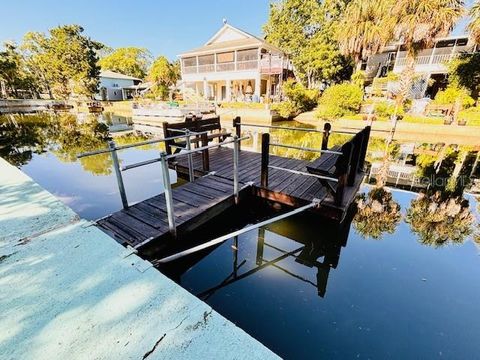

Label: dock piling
[233,135,240,204]
[321,123,331,150]
[261,133,270,188]
[109,141,129,209]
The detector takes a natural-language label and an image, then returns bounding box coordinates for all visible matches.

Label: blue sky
[0,0,473,60]
[0,0,271,60]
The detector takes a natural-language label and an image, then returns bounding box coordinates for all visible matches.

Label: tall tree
[0,42,40,98]
[468,1,480,42]
[392,0,464,104]
[22,25,103,99]
[337,0,396,69]
[99,47,152,79]
[263,0,351,87]
[147,56,180,100]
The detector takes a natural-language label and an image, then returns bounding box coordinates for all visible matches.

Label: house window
[217,52,234,63]
[237,49,258,61]
[198,54,214,65]
[183,57,197,67]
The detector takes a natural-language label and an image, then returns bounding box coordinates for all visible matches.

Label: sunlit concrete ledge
[0,158,278,360]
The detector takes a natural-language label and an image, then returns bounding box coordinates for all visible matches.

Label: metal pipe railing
[108,141,129,209]
[239,122,358,135]
[153,199,321,265]
[77,132,208,158]
[269,142,343,155]
[121,135,250,236]
[160,152,176,237]
[268,165,338,182]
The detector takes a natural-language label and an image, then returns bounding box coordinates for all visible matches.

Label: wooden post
[233,116,241,151]
[321,122,331,150]
[335,142,353,206]
[358,126,371,171]
[261,133,270,188]
[201,132,210,172]
[347,133,361,186]
[162,122,172,155]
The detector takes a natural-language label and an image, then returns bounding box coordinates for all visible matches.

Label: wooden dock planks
[97,146,364,250]
[97,175,242,248]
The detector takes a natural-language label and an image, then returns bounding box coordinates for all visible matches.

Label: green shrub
[271,101,298,119]
[433,86,475,108]
[374,101,404,118]
[458,107,480,126]
[283,80,319,110]
[351,71,366,88]
[273,79,319,118]
[316,83,363,119]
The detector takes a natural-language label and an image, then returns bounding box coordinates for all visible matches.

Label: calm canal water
[1,112,480,359]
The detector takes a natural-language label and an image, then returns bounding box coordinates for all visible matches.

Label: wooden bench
[306,126,370,205]
[162,116,231,155]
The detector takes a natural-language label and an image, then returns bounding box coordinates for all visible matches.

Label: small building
[364,35,478,99]
[96,70,143,101]
[178,22,292,102]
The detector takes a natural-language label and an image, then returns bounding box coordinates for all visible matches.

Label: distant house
[178,22,292,102]
[95,70,143,101]
[364,35,479,99]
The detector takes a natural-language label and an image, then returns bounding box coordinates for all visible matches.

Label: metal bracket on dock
[120,245,138,259]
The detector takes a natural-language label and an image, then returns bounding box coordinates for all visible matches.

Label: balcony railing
[182,56,289,75]
[395,52,462,67]
[216,62,236,72]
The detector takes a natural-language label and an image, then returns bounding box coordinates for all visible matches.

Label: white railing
[182,55,288,75]
[395,52,464,67]
[198,64,215,73]
[236,60,258,70]
[183,65,197,74]
[216,62,235,72]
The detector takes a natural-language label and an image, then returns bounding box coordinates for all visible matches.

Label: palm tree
[468,1,480,42]
[337,0,396,70]
[393,0,464,104]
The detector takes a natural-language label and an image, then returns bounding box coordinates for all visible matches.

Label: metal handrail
[269,142,343,155]
[240,122,358,135]
[77,132,209,158]
[166,135,250,160]
[121,135,250,171]
[268,165,338,182]
[152,199,321,264]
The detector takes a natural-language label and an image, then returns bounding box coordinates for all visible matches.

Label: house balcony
[392,52,468,74]
[182,58,286,75]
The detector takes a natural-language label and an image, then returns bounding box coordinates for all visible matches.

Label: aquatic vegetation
[406,191,475,247]
[353,187,401,240]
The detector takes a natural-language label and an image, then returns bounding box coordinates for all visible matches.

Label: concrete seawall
[0,157,278,359]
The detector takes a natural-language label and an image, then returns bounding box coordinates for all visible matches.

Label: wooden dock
[94,119,370,252]
[97,174,248,248]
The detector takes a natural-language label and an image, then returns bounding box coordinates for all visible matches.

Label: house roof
[178,23,283,57]
[99,70,141,81]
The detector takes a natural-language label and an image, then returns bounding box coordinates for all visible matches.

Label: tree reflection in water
[406,191,475,248]
[353,187,401,240]
[0,113,148,175]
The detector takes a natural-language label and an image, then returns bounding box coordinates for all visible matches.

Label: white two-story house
[364,35,478,98]
[178,22,291,102]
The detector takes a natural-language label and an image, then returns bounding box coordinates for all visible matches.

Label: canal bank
[0,157,278,359]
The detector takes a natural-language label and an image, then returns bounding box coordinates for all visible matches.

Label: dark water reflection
[0,113,174,219]
[160,187,480,359]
